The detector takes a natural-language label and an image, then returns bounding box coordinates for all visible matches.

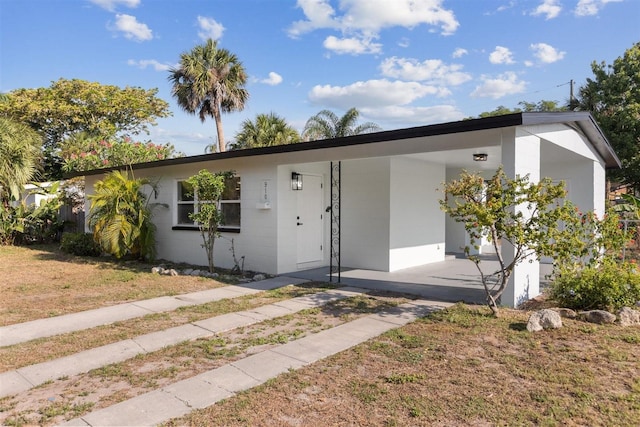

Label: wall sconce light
[473,153,488,162]
[291,172,303,190]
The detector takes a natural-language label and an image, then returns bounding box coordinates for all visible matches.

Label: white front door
[296,174,324,264]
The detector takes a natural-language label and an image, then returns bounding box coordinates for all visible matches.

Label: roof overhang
[66,112,621,178]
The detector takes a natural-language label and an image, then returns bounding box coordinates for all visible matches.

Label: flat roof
[67,112,621,178]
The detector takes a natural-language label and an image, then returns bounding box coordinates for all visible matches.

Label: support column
[329,161,341,283]
[501,129,541,307]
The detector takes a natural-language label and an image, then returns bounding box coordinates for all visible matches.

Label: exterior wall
[389,157,445,271]
[341,158,391,271]
[83,159,281,274]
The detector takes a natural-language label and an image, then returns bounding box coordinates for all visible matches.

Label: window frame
[172,176,241,233]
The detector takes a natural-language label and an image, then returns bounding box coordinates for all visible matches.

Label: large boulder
[527,309,563,332]
[579,310,616,324]
[617,307,640,327]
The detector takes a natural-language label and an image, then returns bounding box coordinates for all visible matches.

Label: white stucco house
[75,112,619,307]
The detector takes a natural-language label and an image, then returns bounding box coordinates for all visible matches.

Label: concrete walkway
[0,276,307,347]
[62,298,451,426]
[2,274,455,426]
[0,285,367,398]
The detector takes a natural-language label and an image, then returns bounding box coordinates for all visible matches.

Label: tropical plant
[0,183,63,245]
[0,117,42,208]
[231,112,300,150]
[185,169,233,272]
[168,39,249,152]
[60,133,180,172]
[88,170,160,260]
[19,182,64,244]
[301,107,381,141]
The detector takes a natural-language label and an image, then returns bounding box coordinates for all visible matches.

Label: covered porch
[289,254,554,306]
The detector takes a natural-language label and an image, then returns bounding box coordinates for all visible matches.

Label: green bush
[60,232,102,257]
[550,259,640,311]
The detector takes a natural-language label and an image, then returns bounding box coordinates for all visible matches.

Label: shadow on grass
[508,322,528,331]
[21,243,250,280]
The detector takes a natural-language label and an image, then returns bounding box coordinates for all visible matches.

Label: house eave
[65,112,620,178]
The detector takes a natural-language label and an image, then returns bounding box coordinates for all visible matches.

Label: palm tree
[88,170,158,260]
[168,39,249,152]
[302,107,382,141]
[0,117,42,208]
[231,112,300,150]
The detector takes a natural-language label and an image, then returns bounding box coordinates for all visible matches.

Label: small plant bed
[165,304,640,427]
[0,293,408,426]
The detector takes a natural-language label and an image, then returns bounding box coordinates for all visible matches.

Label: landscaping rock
[617,307,640,327]
[182,268,193,276]
[190,269,201,276]
[551,308,578,319]
[151,267,164,274]
[580,310,616,324]
[527,309,563,332]
[253,274,266,281]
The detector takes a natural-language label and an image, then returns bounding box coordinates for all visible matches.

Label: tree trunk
[214,109,225,152]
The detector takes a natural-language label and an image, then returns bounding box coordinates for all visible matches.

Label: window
[175,176,241,232]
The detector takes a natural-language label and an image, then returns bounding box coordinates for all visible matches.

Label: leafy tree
[88,170,160,260]
[186,169,233,272]
[60,134,181,172]
[474,100,566,118]
[440,168,573,316]
[169,39,249,153]
[0,116,42,208]
[575,42,640,191]
[302,107,381,140]
[230,112,300,150]
[0,79,171,179]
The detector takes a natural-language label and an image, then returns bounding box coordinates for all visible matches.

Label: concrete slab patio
[290,254,553,305]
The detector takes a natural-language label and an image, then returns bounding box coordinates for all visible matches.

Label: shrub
[60,232,102,257]
[550,259,640,311]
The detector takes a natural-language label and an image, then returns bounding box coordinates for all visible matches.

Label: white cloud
[470,72,527,99]
[323,35,382,55]
[290,0,459,36]
[112,14,152,41]
[197,16,225,41]
[288,0,459,55]
[379,57,471,86]
[530,42,566,63]
[260,72,283,86]
[489,46,515,64]
[452,48,468,58]
[398,37,410,48]
[361,105,465,124]
[89,0,139,12]
[531,0,562,19]
[309,79,450,110]
[127,59,175,71]
[575,0,622,16]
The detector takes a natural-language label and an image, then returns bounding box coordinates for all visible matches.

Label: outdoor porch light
[473,153,488,162]
[291,172,303,190]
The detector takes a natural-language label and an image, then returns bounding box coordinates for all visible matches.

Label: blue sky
[1,0,638,155]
